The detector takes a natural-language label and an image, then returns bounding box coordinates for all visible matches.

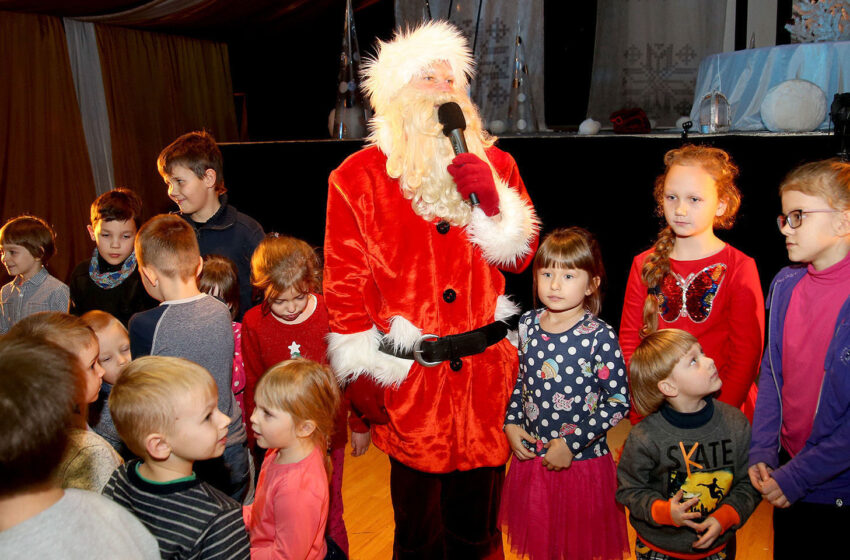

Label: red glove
[447,153,500,216]
[345,374,389,425]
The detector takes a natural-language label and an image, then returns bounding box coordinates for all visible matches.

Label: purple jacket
[749,265,850,506]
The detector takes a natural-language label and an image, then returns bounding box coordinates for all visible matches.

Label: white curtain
[587,0,730,129]
[395,0,546,131]
[64,18,115,195]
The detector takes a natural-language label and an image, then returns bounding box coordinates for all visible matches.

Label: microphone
[438,102,479,206]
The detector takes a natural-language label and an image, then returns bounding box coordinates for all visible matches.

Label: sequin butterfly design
[652,264,727,323]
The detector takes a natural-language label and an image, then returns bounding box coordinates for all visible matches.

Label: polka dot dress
[505,309,630,461]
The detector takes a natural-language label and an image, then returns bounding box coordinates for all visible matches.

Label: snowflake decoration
[786,0,850,42]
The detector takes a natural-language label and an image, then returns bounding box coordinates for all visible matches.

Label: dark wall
[221,133,836,329]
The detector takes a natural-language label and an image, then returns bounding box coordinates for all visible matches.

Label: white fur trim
[466,180,540,267]
[494,294,520,323]
[327,327,413,388]
[361,21,474,116]
[385,315,423,352]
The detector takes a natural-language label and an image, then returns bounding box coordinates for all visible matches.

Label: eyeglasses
[777,208,841,230]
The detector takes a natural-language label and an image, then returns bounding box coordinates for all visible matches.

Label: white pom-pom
[761,79,827,132]
[578,118,601,135]
[675,115,691,130]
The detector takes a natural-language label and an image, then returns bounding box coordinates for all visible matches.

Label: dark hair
[640,145,741,337]
[90,188,143,228]
[135,214,200,280]
[532,227,606,315]
[0,215,57,263]
[199,255,240,319]
[0,335,79,494]
[157,130,225,194]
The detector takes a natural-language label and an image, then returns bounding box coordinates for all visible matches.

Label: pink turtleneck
[781,251,850,455]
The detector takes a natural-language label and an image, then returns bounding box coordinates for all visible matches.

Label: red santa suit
[324,145,538,473]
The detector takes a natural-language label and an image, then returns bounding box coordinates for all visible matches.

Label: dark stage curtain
[0,11,96,284]
[95,24,238,216]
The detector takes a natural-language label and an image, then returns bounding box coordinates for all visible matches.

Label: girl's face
[79,341,106,404]
[96,322,132,385]
[780,190,849,270]
[250,400,300,451]
[536,267,595,317]
[268,287,310,323]
[662,164,727,240]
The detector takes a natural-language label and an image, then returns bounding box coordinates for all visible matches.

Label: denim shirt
[0,267,69,334]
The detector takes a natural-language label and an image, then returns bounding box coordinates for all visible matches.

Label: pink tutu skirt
[498,453,630,560]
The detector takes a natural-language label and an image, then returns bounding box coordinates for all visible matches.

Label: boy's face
[88,219,137,266]
[163,164,218,220]
[0,243,41,281]
[96,322,131,385]
[665,343,721,402]
[167,388,229,464]
[78,341,106,404]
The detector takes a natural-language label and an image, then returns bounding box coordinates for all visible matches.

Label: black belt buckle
[412,334,441,367]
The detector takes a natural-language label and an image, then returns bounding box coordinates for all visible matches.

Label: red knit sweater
[619,244,765,421]
[242,294,349,449]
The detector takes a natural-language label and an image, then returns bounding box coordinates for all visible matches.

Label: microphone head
[438,102,466,136]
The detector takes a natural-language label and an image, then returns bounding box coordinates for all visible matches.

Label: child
[748,159,850,559]
[244,359,341,559]
[69,188,157,327]
[243,233,363,554]
[82,310,132,458]
[7,312,121,492]
[157,130,264,319]
[499,227,630,560]
[618,329,761,560]
[198,254,246,414]
[103,356,251,560]
[129,214,249,501]
[0,215,69,334]
[0,335,159,559]
[619,145,764,421]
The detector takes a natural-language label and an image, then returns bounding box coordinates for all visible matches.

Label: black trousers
[389,458,504,560]
[773,447,850,559]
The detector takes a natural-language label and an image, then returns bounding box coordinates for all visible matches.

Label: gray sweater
[616,399,761,556]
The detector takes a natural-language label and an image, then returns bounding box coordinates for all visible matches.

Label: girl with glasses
[749,158,850,559]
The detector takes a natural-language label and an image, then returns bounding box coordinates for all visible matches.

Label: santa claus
[323,21,539,559]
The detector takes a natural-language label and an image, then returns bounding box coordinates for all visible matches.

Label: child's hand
[747,462,773,492]
[504,424,537,460]
[760,476,790,508]
[541,438,573,471]
[688,516,722,549]
[351,430,371,457]
[669,490,701,526]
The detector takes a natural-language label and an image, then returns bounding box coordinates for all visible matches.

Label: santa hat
[361,21,475,116]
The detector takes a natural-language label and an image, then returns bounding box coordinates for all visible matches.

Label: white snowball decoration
[760,80,827,132]
[675,116,691,130]
[488,119,507,134]
[578,118,601,135]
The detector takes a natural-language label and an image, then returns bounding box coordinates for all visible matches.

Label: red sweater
[242,294,349,449]
[619,244,765,420]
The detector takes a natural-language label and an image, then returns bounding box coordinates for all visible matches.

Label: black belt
[378,320,511,367]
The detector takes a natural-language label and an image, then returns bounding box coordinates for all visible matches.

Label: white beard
[368,87,496,226]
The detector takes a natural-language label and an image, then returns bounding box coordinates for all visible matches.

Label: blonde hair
[779,158,850,211]
[251,234,321,310]
[80,310,126,336]
[135,214,200,280]
[6,312,98,415]
[640,145,741,337]
[255,359,340,476]
[109,356,217,457]
[532,227,605,315]
[629,329,697,416]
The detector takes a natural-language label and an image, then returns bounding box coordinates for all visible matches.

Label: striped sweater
[103,461,250,559]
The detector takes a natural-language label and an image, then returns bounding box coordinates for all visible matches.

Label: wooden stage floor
[341,420,774,559]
